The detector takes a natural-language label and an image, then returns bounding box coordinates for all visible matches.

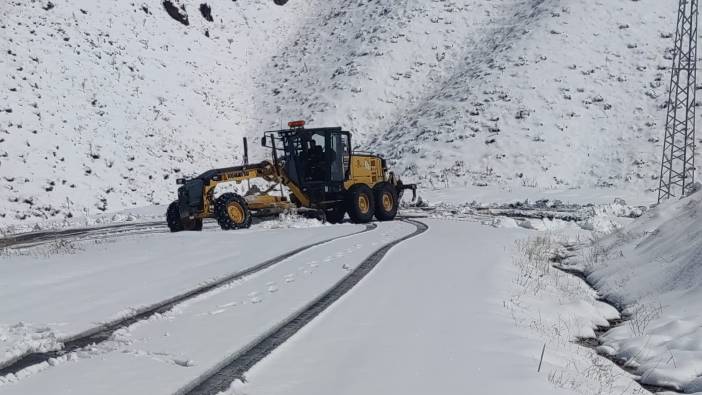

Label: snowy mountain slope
[0,0,311,224]
[383,0,676,190]
[0,0,686,225]
[255,0,679,193]
[251,0,557,159]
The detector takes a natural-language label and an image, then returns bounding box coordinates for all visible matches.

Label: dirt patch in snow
[199,3,213,22]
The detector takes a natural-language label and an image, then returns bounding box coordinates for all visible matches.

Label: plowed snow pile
[573,191,702,392]
[0,0,676,225]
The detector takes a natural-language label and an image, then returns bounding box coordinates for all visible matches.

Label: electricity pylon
[658,0,699,202]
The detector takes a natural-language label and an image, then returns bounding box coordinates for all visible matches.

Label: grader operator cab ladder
[166,121,417,232]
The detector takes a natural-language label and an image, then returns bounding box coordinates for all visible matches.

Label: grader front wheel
[166,201,184,232]
[347,184,375,224]
[215,193,252,230]
[185,217,203,231]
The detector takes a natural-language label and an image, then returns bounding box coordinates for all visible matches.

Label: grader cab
[166,121,416,232]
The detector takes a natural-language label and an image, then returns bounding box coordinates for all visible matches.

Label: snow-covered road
[0,221,365,369]
[0,220,421,394]
[230,219,562,395]
[0,214,649,395]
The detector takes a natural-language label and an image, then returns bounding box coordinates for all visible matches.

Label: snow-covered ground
[228,219,613,395]
[0,220,417,393]
[562,190,702,393]
[0,211,661,395]
[0,219,361,368]
[0,204,166,236]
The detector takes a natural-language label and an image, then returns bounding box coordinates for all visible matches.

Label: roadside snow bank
[0,323,62,369]
[416,198,645,234]
[574,192,702,392]
[502,233,652,394]
[0,205,165,237]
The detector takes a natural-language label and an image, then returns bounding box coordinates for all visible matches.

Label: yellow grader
[166,121,416,232]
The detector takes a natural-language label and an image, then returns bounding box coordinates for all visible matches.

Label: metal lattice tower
[658,0,699,202]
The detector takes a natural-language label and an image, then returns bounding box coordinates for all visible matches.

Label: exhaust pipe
[243,137,249,166]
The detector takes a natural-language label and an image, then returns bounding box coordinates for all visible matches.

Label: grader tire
[166,201,184,233]
[183,217,203,231]
[346,184,375,224]
[373,182,399,221]
[324,203,346,224]
[167,201,203,232]
[215,193,252,230]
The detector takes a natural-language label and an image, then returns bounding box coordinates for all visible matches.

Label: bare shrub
[513,234,556,294]
[548,368,582,392]
[548,353,648,395]
[521,176,538,188]
[46,239,82,255]
[627,303,663,336]
[581,237,608,273]
[582,351,619,393]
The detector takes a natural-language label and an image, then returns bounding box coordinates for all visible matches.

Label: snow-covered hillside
[0,0,681,224]
[0,0,310,224]
[254,0,678,192]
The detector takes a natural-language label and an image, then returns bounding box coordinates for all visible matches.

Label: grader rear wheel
[215,193,252,230]
[166,201,203,232]
[373,182,399,221]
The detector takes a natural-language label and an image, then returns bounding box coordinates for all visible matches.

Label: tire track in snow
[0,223,377,377]
[179,219,428,395]
[0,221,167,249]
[0,216,278,250]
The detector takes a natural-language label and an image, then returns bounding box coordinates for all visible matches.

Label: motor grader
[166,121,416,232]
